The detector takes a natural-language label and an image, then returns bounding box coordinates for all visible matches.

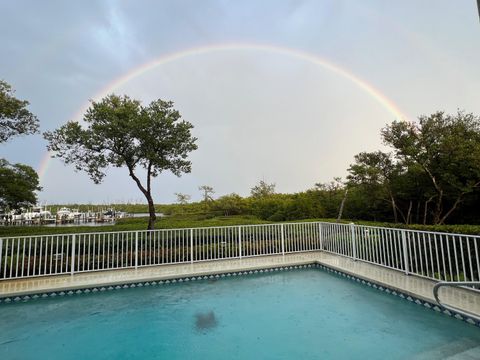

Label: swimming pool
[0,268,479,359]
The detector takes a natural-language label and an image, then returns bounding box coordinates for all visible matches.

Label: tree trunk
[147,195,157,230]
[406,200,413,225]
[390,194,398,223]
[432,190,443,224]
[438,181,480,225]
[438,196,463,225]
[145,162,156,230]
[423,195,435,225]
[415,201,420,224]
[127,164,157,230]
[423,201,428,225]
[337,188,348,221]
[418,166,444,225]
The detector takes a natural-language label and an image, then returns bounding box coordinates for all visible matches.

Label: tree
[0,159,41,210]
[314,178,345,218]
[44,94,198,229]
[347,151,404,223]
[250,180,275,198]
[199,185,214,202]
[213,193,245,216]
[382,111,480,224]
[0,80,39,143]
[175,193,191,204]
[0,80,41,212]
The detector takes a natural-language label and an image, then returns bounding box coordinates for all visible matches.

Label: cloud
[0,0,479,204]
[91,1,146,67]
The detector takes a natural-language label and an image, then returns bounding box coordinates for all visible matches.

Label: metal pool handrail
[433,281,480,322]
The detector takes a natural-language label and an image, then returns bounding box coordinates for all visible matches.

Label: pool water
[0,269,479,359]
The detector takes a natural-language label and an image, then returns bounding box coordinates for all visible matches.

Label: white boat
[24,206,52,221]
[56,207,75,221]
[71,209,82,219]
[9,209,24,222]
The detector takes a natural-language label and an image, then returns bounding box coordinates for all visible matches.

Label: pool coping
[0,255,479,328]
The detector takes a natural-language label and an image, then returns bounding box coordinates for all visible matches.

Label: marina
[0,206,131,227]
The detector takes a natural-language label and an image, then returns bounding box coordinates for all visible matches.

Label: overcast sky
[1,0,479,204]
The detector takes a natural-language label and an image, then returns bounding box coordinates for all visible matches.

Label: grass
[1,213,479,238]
[0,215,269,237]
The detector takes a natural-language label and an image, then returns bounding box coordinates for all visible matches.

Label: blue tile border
[0,262,478,328]
[0,264,315,304]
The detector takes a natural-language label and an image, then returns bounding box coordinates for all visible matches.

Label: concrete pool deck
[0,251,479,319]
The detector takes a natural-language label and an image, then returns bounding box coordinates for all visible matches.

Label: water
[131,213,165,218]
[0,269,479,359]
[44,221,115,227]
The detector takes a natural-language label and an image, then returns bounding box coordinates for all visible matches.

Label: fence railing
[321,222,480,283]
[1,221,479,283]
[0,222,322,280]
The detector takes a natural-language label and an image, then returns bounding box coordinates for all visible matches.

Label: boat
[56,207,75,221]
[24,206,52,221]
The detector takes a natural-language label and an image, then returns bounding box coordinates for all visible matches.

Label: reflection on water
[131,213,165,218]
[44,222,114,227]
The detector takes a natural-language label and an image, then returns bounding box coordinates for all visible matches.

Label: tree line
[1,79,479,229]
[172,113,480,226]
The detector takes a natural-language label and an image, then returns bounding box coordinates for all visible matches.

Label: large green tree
[382,111,480,224]
[0,80,39,143]
[0,80,41,210]
[0,159,40,210]
[347,151,404,223]
[213,193,246,216]
[44,94,198,229]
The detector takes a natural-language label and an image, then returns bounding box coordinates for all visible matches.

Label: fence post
[190,228,194,264]
[401,230,409,275]
[238,226,242,259]
[135,231,139,269]
[350,223,357,260]
[281,224,285,255]
[319,223,323,250]
[70,234,76,275]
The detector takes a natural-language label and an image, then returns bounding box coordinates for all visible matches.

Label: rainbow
[38,42,408,181]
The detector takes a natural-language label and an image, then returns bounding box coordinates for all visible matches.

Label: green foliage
[345,219,480,236]
[250,180,276,198]
[0,80,39,143]
[313,179,345,218]
[250,193,325,221]
[382,111,480,224]
[3,213,480,239]
[212,193,247,216]
[0,80,41,211]
[0,158,41,210]
[44,95,197,184]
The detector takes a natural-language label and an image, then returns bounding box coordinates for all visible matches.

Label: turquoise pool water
[0,269,479,359]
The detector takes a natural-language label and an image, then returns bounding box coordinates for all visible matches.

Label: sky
[0,0,479,204]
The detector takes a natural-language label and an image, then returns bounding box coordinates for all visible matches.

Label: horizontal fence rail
[1,222,479,284]
[321,223,480,284]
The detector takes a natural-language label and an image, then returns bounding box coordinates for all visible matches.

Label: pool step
[445,345,480,360]
[413,339,480,359]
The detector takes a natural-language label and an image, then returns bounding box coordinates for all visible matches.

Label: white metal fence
[0,222,322,280]
[1,221,479,283]
[321,222,480,283]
